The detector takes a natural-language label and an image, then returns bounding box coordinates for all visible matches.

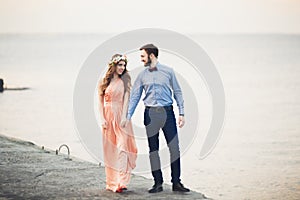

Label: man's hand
[178,116,185,128]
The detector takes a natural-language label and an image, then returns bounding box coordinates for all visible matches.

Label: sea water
[1,34,299,200]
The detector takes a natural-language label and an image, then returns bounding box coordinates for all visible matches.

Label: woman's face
[115,60,126,75]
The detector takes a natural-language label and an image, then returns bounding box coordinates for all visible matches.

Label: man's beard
[144,56,151,67]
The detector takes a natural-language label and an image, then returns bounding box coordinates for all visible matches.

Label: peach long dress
[102,78,137,192]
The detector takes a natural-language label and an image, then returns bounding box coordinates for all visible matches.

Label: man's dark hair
[139,44,159,58]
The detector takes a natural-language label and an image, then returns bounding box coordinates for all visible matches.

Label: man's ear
[149,53,155,59]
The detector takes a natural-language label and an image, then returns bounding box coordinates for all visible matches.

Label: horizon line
[0,31,300,36]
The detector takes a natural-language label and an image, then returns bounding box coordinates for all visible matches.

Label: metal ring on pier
[58,144,71,160]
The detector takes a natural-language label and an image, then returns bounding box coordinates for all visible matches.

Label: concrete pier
[0,134,209,199]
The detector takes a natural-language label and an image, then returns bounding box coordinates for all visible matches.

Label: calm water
[1,34,300,200]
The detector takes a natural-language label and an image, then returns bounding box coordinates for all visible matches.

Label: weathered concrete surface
[0,134,209,199]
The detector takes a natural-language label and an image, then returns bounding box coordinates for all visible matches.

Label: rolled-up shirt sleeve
[170,68,184,115]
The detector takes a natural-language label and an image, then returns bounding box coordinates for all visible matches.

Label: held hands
[178,116,185,128]
[121,118,130,128]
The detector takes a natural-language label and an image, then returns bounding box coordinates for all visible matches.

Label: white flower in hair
[109,55,128,65]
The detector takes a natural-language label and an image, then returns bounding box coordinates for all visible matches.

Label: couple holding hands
[98,44,190,193]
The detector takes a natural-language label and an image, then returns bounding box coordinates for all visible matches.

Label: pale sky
[0,0,299,34]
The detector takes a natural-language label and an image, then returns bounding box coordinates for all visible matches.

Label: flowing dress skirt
[102,79,137,192]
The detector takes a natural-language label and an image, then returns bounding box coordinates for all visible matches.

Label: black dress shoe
[148,183,163,193]
[172,182,190,192]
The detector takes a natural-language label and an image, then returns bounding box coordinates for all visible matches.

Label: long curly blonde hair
[99,54,131,96]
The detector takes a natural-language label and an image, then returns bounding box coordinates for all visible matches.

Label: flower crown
[109,55,128,65]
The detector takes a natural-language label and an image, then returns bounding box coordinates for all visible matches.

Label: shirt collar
[148,61,160,72]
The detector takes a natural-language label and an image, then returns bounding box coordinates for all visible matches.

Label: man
[126,44,190,193]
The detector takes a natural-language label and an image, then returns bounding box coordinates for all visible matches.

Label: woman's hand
[121,119,129,128]
[121,118,127,128]
[102,120,108,129]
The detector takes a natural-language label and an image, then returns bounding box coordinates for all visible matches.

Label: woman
[98,54,137,193]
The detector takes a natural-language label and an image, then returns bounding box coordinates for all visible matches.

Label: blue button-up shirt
[127,62,184,119]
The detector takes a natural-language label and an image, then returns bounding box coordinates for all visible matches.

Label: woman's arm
[99,92,107,129]
[121,91,130,123]
[99,95,105,121]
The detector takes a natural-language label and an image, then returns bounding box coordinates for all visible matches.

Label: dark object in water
[0,79,3,92]
[5,87,30,91]
[0,78,30,92]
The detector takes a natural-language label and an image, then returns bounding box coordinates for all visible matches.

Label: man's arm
[170,68,184,115]
[170,68,185,128]
[127,73,143,120]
